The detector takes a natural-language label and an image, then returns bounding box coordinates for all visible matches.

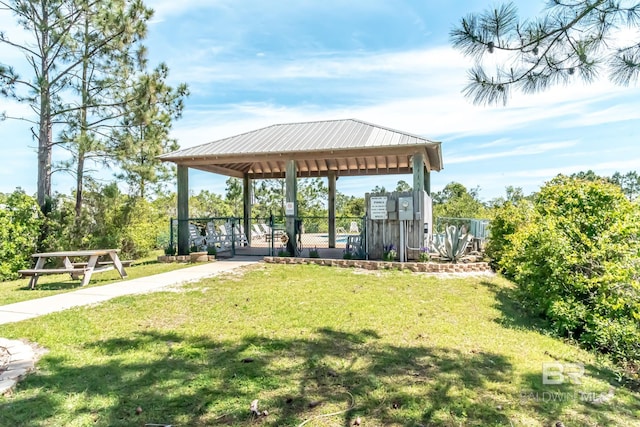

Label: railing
[435,217,491,240]
[169,215,366,258]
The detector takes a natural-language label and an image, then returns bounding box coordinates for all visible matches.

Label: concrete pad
[0,311,37,324]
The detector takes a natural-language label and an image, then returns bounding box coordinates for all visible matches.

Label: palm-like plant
[430,225,474,263]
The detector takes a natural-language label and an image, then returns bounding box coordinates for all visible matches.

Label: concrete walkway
[0,257,259,326]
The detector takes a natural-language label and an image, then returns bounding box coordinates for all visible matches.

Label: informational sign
[370,196,388,220]
[285,202,295,215]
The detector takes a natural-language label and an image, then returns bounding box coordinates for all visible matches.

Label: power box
[398,196,414,221]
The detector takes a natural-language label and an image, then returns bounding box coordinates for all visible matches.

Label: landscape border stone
[0,338,40,396]
[263,256,492,273]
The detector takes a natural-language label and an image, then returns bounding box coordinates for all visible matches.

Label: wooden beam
[177,165,190,255]
[412,152,425,192]
[243,174,252,245]
[189,164,245,178]
[162,145,429,166]
[285,160,298,255]
[328,171,336,248]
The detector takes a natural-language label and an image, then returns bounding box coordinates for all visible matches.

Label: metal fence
[279,216,365,257]
[169,215,366,258]
[434,217,491,240]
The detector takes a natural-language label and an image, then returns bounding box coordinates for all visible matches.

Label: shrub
[120,197,165,259]
[309,247,320,258]
[0,190,43,280]
[484,200,534,270]
[497,175,640,364]
[382,244,396,261]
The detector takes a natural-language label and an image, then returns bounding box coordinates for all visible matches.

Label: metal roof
[159,118,443,179]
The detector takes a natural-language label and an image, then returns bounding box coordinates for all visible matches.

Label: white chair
[188,224,206,249]
[252,224,265,240]
[228,223,248,246]
[205,222,223,247]
[260,223,272,236]
[217,224,234,246]
[349,221,360,234]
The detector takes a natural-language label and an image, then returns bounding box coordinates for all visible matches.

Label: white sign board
[370,196,388,220]
[285,202,295,215]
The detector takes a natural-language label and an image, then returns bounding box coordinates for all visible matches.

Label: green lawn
[0,264,637,426]
[0,251,193,306]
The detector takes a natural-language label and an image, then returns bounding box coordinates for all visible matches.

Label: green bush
[496,175,640,364]
[120,198,166,259]
[484,200,533,270]
[41,184,168,261]
[0,190,43,280]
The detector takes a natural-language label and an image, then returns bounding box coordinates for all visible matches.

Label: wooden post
[177,165,189,255]
[285,160,298,253]
[243,174,252,245]
[412,153,425,192]
[424,169,431,196]
[328,171,336,248]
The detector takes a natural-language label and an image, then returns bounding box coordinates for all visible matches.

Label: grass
[0,264,638,426]
[0,250,194,306]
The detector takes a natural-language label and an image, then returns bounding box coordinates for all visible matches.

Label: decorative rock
[0,339,41,396]
[190,252,208,263]
[0,379,17,395]
[262,256,492,274]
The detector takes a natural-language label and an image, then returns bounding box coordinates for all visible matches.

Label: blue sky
[1,0,639,201]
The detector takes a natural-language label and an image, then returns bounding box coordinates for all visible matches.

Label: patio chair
[260,222,285,242]
[346,235,362,255]
[349,221,360,234]
[218,224,235,246]
[229,223,249,246]
[189,224,206,250]
[252,224,265,240]
[205,222,224,247]
[260,223,272,236]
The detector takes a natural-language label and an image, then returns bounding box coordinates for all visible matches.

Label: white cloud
[446,140,579,165]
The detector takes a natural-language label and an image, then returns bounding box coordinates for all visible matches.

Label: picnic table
[18,249,129,289]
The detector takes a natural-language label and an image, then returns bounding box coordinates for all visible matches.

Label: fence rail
[169,216,365,257]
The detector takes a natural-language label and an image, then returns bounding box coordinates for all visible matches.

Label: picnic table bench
[18,249,129,289]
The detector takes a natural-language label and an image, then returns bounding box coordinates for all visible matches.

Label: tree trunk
[75,10,91,219]
[37,3,52,213]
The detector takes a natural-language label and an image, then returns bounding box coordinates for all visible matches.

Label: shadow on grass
[1,328,515,426]
[479,280,549,332]
[17,279,82,292]
[480,280,640,421]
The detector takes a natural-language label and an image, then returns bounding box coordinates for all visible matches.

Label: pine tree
[451,1,640,105]
[113,63,188,198]
[58,0,152,217]
[0,0,85,210]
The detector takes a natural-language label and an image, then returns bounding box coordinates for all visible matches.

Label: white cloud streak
[446,141,579,165]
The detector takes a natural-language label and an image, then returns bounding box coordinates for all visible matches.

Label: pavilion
[158,118,443,255]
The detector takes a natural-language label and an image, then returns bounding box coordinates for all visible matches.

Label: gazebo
[158,118,443,255]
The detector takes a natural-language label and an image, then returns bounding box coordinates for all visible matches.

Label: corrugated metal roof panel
[160,119,437,158]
